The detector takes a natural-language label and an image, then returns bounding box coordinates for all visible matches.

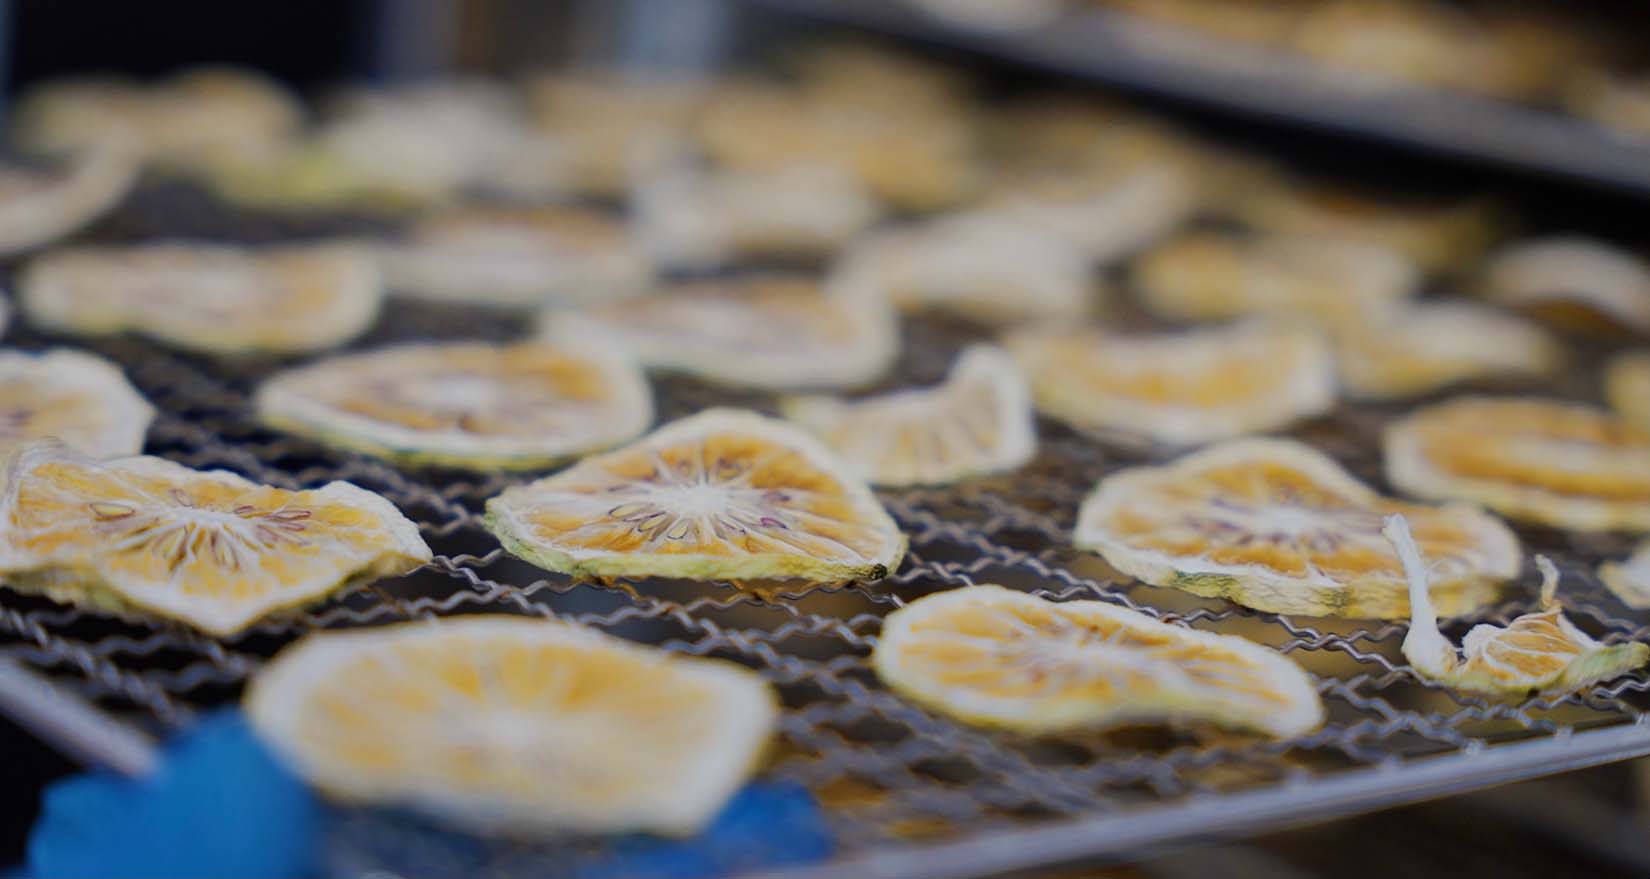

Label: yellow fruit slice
[256,342,652,471]
[0,441,429,635]
[539,276,896,391]
[245,616,776,836]
[1006,320,1335,448]
[1236,179,1496,272]
[986,161,1198,265]
[521,72,705,198]
[782,345,1035,487]
[1386,515,1649,698]
[1075,438,1520,618]
[873,584,1323,737]
[19,242,383,356]
[1132,231,1417,325]
[1333,302,1563,400]
[1482,238,1650,338]
[1385,397,1650,532]
[0,349,153,459]
[379,206,652,307]
[1601,540,1650,610]
[485,409,906,583]
[0,142,137,257]
[1605,351,1650,431]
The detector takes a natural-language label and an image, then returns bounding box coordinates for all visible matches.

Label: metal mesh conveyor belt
[3,188,1650,879]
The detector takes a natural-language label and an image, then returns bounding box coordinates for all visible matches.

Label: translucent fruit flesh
[0,349,154,460]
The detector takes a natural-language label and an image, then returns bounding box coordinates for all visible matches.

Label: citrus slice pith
[20,242,383,355]
[1385,397,1650,532]
[255,342,652,471]
[781,344,1035,487]
[538,276,897,391]
[1600,540,1650,610]
[485,409,906,583]
[1005,320,1335,448]
[1482,237,1650,338]
[873,584,1323,737]
[1075,438,1521,618]
[0,349,154,459]
[0,441,430,635]
[245,616,777,836]
[1333,301,1563,400]
[0,142,138,258]
[1604,351,1650,431]
[1386,515,1649,698]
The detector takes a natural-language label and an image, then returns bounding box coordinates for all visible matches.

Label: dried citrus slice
[1005,320,1335,448]
[539,276,896,391]
[245,616,776,836]
[0,349,153,460]
[0,441,429,635]
[19,242,383,356]
[0,142,138,258]
[782,345,1034,487]
[1482,238,1650,338]
[485,409,906,583]
[1605,351,1650,431]
[1600,540,1650,610]
[986,161,1198,265]
[1235,179,1496,272]
[256,342,651,471]
[1385,397,1650,532]
[1075,438,1520,618]
[1387,515,1649,698]
[873,584,1323,737]
[1132,231,1417,326]
[1333,302,1563,400]
[379,205,651,307]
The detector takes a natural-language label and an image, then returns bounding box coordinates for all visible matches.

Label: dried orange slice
[256,342,652,471]
[1386,515,1648,698]
[1075,438,1520,618]
[1605,351,1650,431]
[873,584,1323,737]
[1481,238,1650,338]
[0,142,137,257]
[539,276,896,391]
[0,441,429,635]
[1005,320,1335,448]
[245,616,776,836]
[1385,397,1650,532]
[379,205,651,307]
[782,345,1034,487]
[485,409,906,583]
[1132,231,1417,325]
[1333,302,1563,400]
[19,242,382,356]
[0,349,153,460]
[987,163,1198,265]
[1600,540,1650,610]
[1236,180,1496,272]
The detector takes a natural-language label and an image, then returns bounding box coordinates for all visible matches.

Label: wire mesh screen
[3,186,1650,877]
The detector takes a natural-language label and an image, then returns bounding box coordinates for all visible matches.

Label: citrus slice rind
[244,616,777,836]
[781,345,1035,487]
[0,142,138,258]
[484,409,906,584]
[19,242,384,356]
[538,276,897,391]
[873,584,1324,737]
[1333,302,1563,400]
[1600,540,1650,610]
[0,441,430,635]
[1006,320,1336,449]
[1482,238,1650,337]
[1387,515,1649,698]
[1384,397,1650,532]
[1075,438,1521,619]
[1605,351,1650,431]
[255,342,652,471]
[0,349,154,460]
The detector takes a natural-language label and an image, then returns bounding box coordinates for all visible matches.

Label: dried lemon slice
[0,349,153,459]
[873,584,1323,737]
[539,276,896,391]
[0,442,429,635]
[1132,231,1417,326]
[1387,515,1648,698]
[782,345,1034,487]
[1333,302,1563,400]
[256,342,652,471]
[0,142,138,258]
[1481,238,1650,338]
[1385,397,1650,532]
[1236,180,1496,272]
[1601,540,1650,610]
[245,616,776,836]
[1605,351,1650,431]
[485,409,906,583]
[379,205,652,308]
[19,242,382,356]
[1075,439,1520,618]
[987,163,1198,265]
[1005,320,1335,448]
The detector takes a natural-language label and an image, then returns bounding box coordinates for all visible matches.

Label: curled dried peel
[1075,438,1520,618]
[0,442,429,635]
[485,409,906,584]
[874,585,1323,737]
[1334,302,1563,400]
[1605,351,1650,431]
[256,342,651,471]
[0,142,137,258]
[1386,515,1648,698]
[245,616,776,836]
[0,349,153,460]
